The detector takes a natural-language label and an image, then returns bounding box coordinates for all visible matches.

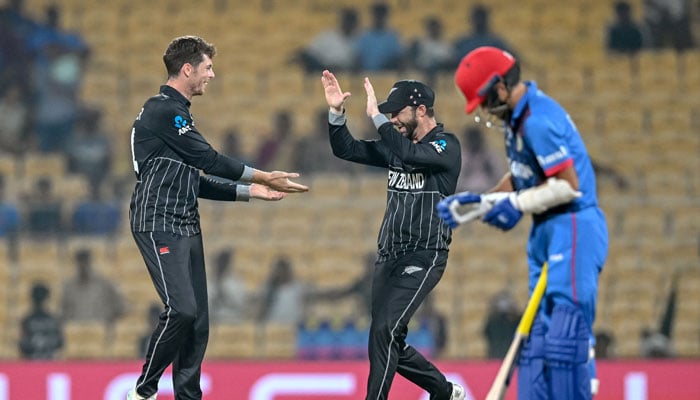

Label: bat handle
[485,263,548,400]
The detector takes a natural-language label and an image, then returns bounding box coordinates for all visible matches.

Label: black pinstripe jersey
[329,119,461,261]
[129,85,248,236]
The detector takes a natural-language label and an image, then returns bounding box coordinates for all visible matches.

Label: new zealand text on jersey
[388,170,425,190]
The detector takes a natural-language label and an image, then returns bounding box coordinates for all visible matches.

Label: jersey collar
[511,81,536,122]
[419,123,445,143]
[160,85,191,107]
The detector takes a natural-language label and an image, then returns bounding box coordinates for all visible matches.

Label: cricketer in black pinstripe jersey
[127,36,307,400]
[322,70,465,400]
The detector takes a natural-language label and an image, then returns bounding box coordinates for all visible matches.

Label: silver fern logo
[402,266,423,275]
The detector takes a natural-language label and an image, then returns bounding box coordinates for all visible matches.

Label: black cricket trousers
[132,231,209,400]
[366,250,453,400]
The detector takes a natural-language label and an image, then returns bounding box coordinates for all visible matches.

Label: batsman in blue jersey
[437,47,608,399]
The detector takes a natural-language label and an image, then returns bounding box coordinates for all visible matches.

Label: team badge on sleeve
[429,139,447,153]
[174,115,192,135]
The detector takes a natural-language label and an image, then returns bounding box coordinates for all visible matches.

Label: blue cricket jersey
[506,81,598,215]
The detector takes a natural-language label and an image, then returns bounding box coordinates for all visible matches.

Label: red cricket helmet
[454,46,517,114]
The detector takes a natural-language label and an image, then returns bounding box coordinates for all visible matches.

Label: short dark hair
[163,36,216,78]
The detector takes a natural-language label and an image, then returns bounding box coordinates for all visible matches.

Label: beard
[483,86,511,121]
[487,103,511,121]
[396,110,419,140]
[190,79,208,97]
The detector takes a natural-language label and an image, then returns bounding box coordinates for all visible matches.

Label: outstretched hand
[321,70,351,113]
[363,77,380,118]
[249,183,286,201]
[265,171,309,193]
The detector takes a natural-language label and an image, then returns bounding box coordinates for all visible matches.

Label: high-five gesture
[363,77,380,118]
[321,70,351,113]
[263,171,309,193]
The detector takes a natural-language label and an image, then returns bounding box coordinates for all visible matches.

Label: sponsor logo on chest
[388,170,425,190]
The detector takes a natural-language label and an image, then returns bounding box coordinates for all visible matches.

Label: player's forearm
[488,172,514,193]
[198,176,250,201]
[327,113,381,166]
[513,178,581,214]
[202,153,249,182]
[553,166,580,191]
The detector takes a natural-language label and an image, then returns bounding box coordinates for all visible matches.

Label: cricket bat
[485,262,548,400]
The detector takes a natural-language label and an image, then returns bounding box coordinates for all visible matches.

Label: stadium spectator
[311,251,374,314]
[594,329,615,358]
[60,248,125,329]
[252,109,297,171]
[606,1,646,55]
[0,0,38,41]
[27,3,89,64]
[0,82,32,156]
[31,43,82,153]
[591,159,630,191]
[208,248,251,324]
[30,4,89,153]
[292,7,359,73]
[0,0,37,87]
[0,175,20,239]
[640,327,675,358]
[24,176,63,237]
[256,255,309,325]
[354,2,403,71]
[18,282,64,359]
[638,270,680,359]
[220,126,252,165]
[483,289,521,358]
[452,4,517,65]
[456,126,506,193]
[70,181,121,236]
[65,107,112,188]
[292,108,350,176]
[642,0,695,51]
[406,16,454,84]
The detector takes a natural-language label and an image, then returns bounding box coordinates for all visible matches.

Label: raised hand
[363,77,380,118]
[321,70,351,113]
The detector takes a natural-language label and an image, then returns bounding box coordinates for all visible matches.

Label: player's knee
[169,304,197,325]
[545,304,590,364]
[518,316,548,400]
[370,318,406,344]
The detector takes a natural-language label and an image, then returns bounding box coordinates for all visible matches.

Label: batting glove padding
[437,191,511,228]
[483,195,523,231]
[437,192,485,228]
